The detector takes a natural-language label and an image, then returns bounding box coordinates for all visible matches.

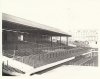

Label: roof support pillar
[66,36,68,46]
[51,36,52,47]
[36,33,39,49]
[60,36,61,46]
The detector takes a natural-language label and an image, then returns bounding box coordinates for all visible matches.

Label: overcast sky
[2,0,100,35]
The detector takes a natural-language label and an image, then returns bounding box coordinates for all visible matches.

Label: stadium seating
[3,39,91,68]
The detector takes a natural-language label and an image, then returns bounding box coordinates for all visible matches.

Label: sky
[1,0,100,38]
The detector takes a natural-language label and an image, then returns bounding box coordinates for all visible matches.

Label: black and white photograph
[0,0,100,79]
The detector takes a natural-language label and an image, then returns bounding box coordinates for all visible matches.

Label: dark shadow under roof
[2,13,71,37]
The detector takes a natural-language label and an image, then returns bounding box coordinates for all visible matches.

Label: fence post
[2,61,4,69]
[7,60,8,67]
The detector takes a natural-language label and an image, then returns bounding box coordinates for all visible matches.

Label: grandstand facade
[2,13,97,76]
